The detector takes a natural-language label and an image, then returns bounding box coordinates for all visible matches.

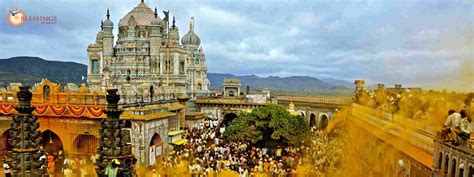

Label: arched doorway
[444,155,449,172]
[309,113,316,127]
[450,158,457,177]
[42,130,63,155]
[228,91,235,97]
[149,133,163,165]
[150,133,162,147]
[73,134,98,155]
[0,130,12,158]
[221,113,238,127]
[320,114,329,129]
[438,152,443,170]
[468,166,474,177]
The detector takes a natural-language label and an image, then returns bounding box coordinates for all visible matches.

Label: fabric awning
[171,139,188,145]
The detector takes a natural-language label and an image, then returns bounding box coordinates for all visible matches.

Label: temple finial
[106,9,110,19]
[141,0,144,3]
[154,7,158,18]
[101,20,104,30]
[172,16,176,27]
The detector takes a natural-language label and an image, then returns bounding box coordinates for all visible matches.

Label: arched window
[310,113,316,127]
[43,85,50,102]
[73,134,98,155]
[180,61,185,74]
[197,83,202,90]
[320,114,329,129]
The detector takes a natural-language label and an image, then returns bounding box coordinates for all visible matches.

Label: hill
[0,56,86,86]
[208,73,353,95]
[0,56,353,95]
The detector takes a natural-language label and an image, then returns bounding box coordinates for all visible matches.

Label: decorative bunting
[0,103,105,118]
[34,105,48,115]
[49,105,67,115]
[87,106,104,117]
[0,104,14,113]
[68,105,86,117]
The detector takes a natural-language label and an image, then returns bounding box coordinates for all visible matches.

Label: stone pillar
[159,53,164,75]
[96,89,135,176]
[7,86,45,176]
[354,80,365,104]
[173,53,179,75]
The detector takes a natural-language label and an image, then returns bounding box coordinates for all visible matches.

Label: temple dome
[119,2,160,27]
[103,19,114,27]
[181,30,200,47]
[181,21,201,46]
[151,17,162,26]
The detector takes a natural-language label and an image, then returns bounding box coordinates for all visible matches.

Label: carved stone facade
[6,86,46,176]
[0,80,185,167]
[87,1,210,101]
[432,139,474,177]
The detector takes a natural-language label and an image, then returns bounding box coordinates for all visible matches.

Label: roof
[118,2,160,27]
[170,139,188,145]
[224,78,241,84]
[120,111,175,121]
[168,103,186,111]
[168,130,185,136]
[185,111,206,120]
[185,111,206,116]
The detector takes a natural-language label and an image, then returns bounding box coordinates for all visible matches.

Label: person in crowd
[47,153,56,177]
[63,162,73,177]
[55,150,64,176]
[442,110,457,141]
[458,110,472,141]
[105,159,120,177]
[3,160,11,177]
[118,158,134,177]
[443,110,462,145]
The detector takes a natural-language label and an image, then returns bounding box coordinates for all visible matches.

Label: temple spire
[189,17,194,31]
[106,9,110,19]
[141,0,144,3]
[172,16,176,27]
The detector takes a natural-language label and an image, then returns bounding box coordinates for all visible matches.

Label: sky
[0,0,473,91]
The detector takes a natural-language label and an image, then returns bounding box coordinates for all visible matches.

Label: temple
[86,1,210,102]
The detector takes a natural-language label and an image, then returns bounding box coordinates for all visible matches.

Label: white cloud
[293,12,322,28]
[412,29,440,42]
[284,27,300,37]
[326,20,341,32]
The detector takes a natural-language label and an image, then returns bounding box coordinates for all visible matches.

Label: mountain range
[0,56,353,95]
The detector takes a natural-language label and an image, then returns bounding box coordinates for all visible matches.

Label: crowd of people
[139,119,344,177]
[358,88,473,123]
[2,120,345,177]
[40,150,97,177]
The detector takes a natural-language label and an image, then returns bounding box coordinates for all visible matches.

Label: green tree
[224,104,310,148]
